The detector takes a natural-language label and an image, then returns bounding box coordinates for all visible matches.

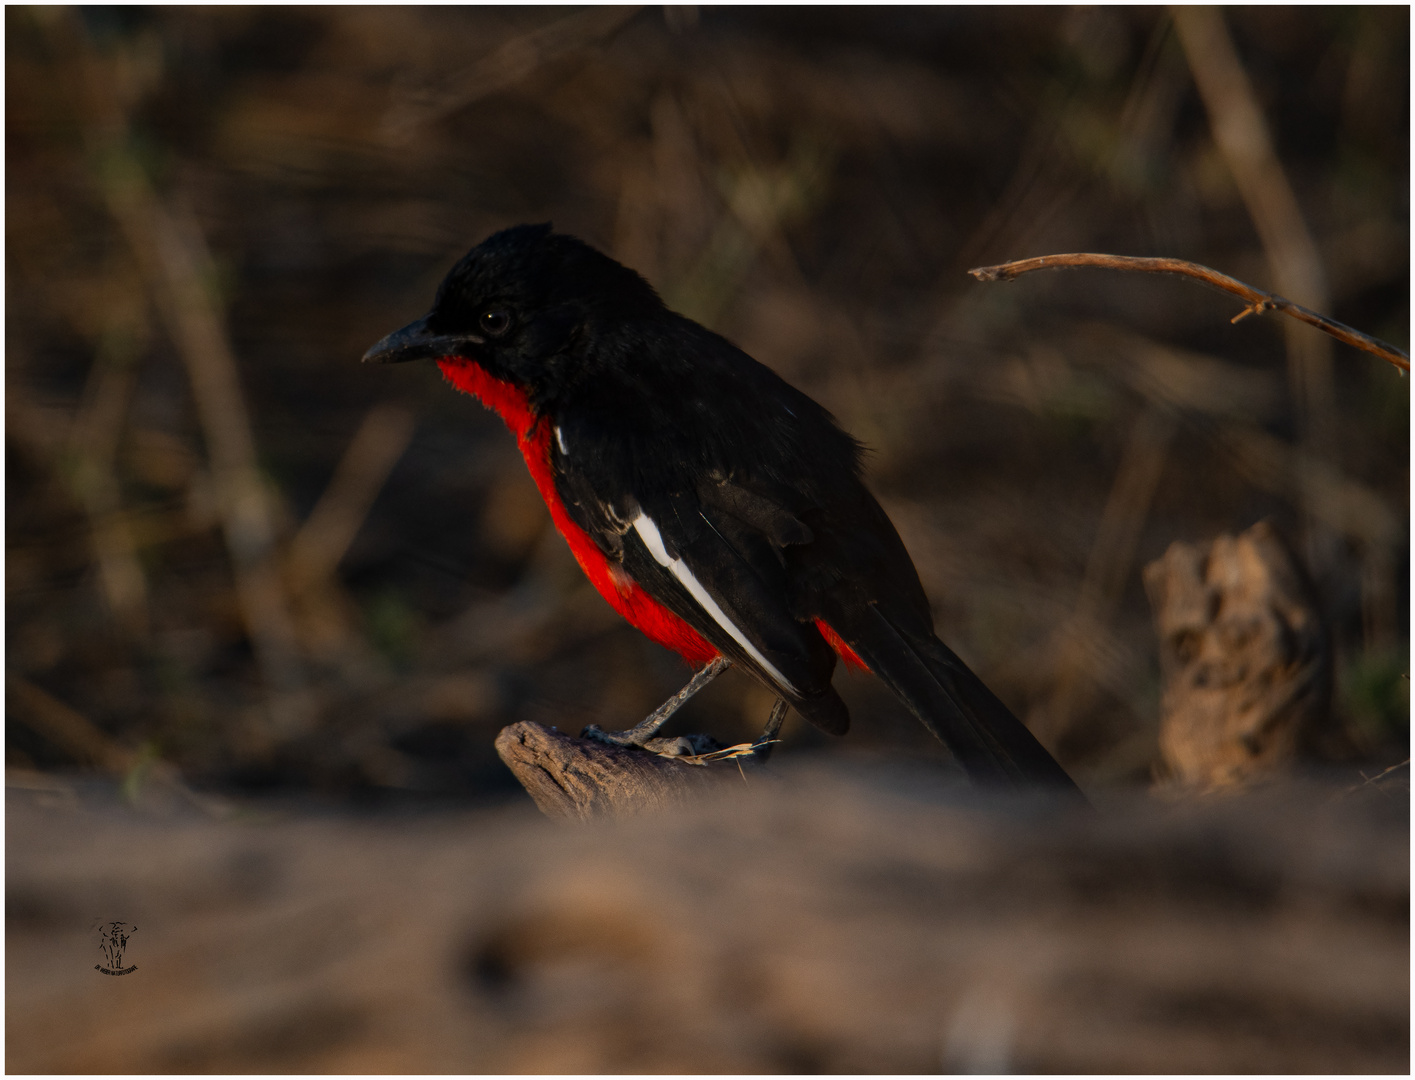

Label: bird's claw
[643,732,725,757]
[580,725,724,758]
[579,723,642,748]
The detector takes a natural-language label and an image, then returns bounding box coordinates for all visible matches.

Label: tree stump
[1143,520,1331,788]
[494,721,743,821]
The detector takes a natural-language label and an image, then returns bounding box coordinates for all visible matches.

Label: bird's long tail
[823,602,1085,797]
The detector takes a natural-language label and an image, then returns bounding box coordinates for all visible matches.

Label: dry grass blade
[651,739,778,766]
[969,253,1410,371]
[1351,757,1410,790]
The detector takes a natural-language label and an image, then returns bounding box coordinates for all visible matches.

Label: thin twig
[286,404,416,594]
[1171,5,1339,434]
[968,253,1409,372]
[1038,404,1176,744]
[381,6,642,137]
[1358,758,1410,787]
[68,334,150,636]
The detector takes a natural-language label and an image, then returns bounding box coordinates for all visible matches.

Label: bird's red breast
[437,357,720,665]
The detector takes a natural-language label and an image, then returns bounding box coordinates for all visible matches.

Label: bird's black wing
[549,423,851,735]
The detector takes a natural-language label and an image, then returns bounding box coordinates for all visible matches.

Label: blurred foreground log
[494,721,734,821]
[6,765,1406,1072]
[1144,520,1331,787]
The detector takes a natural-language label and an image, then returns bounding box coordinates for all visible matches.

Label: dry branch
[7,675,138,773]
[495,721,742,821]
[968,253,1409,371]
[59,10,311,737]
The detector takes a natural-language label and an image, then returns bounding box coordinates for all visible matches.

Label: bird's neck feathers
[437,357,541,440]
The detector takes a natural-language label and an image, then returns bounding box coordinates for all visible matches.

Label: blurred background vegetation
[6,6,1408,804]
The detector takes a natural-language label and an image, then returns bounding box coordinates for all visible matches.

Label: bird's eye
[480,310,512,337]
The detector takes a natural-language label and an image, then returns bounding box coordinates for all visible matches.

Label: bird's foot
[579,723,644,748]
[580,724,725,757]
[644,732,726,757]
[749,698,791,763]
[579,657,733,751]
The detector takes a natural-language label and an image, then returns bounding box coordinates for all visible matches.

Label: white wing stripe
[633,512,673,566]
[631,513,798,694]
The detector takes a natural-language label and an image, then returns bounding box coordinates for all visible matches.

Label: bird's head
[362,224,663,401]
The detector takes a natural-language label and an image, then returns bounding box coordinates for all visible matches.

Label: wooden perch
[968,253,1410,372]
[495,721,748,821]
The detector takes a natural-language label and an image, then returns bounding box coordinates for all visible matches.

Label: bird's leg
[751,698,790,762]
[583,656,732,748]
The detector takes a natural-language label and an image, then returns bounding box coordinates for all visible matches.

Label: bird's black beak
[361,316,485,364]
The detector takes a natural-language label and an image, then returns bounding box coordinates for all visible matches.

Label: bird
[364,223,1082,794]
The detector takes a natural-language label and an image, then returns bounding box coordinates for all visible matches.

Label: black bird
[365,224,1082,794]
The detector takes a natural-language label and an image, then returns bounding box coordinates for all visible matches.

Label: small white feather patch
[631,514,797,694]
[555,425,569,456]
[633,513,673,565]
